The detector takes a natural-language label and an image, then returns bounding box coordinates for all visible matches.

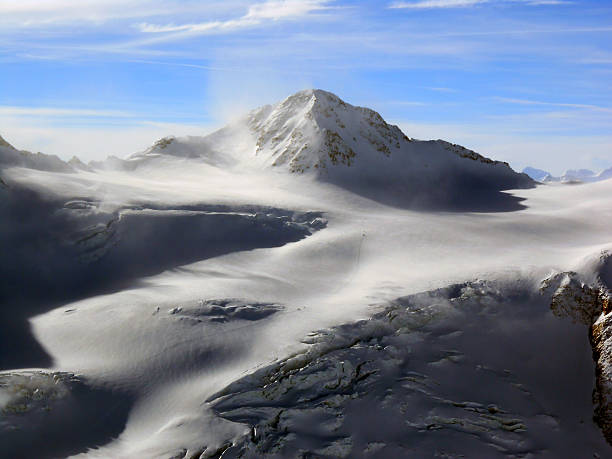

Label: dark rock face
[592,312,612,444]
[541,251,612,445]
[191,279,609,458]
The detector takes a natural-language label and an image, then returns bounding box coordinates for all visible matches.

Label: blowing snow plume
[100,89,534,212]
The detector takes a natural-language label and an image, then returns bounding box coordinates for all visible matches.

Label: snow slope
[1,90,611,458]
[0,135,74,173]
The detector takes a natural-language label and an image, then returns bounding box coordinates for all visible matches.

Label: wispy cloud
[137,0,332,35]
[425,86,456,92]
[526,1,571,4]
[0,105,212,126]
[390,0,571,9]
[0,0,163,26]
[0,106,134,118]
[383,100,429,107]
[390,0,485,8]
[0,1,251,28]
[494,97,612,113]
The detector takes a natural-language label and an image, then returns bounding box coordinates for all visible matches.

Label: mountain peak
[282,88,346,110]
[115,88,533,211]
[248,88,410,173]
[242,88,534,210]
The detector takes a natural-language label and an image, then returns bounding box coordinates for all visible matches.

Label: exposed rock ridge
[541,250,612,444]
[248,89,410,174]
[437,140,509,167]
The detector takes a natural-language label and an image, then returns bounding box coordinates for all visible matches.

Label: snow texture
[0,89,611,458]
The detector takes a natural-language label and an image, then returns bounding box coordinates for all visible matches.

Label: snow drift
[0,89,611,458]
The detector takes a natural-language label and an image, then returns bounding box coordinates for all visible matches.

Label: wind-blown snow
[1,89,611,458]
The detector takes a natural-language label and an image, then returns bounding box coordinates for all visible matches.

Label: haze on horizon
[0,0,611,175]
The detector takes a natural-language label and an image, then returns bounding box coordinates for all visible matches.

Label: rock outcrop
[542,250,612,444]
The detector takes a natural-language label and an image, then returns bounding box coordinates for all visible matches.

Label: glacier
[1,89,611,458]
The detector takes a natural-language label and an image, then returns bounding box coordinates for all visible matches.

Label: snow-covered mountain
[0,135,73,173]
[523,165,612,183]
[246,90,533,206]
[1,90,612,459]
[523,166,554,182]
[1,90,534,211]
[117,89,534,211]
[246,90,521,178]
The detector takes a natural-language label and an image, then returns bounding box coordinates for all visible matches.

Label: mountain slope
[248,90,525,181]
[523,166,554,182]
[127,89,534,211]
[2,90,532,212]
[2,92,612,458]
[0,135,74,173]
[251,90,534,210]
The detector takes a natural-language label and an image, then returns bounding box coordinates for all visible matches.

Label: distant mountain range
[523,166,612,183]
[0,135,74,173]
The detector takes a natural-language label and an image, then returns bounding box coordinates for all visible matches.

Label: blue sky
[0,0,611,174]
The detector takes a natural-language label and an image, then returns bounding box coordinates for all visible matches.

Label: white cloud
[526,1,571,4]
[384,100,429,106]
[0,104,219,161]
[425,86,456,92]
[246,0,332,20]
[494,97,612,113]
[0,0,155,25]
[0,1,239,27]
[390,0,486,8]
[0,115,216,162]
[389,0,571,8]
[0,106,134,118]
[137,0,332,35]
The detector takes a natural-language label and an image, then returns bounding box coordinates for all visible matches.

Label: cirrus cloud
[390,0,571,9]
[137,0,333,35]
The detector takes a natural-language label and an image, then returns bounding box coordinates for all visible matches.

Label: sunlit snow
[1,90,611,458]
